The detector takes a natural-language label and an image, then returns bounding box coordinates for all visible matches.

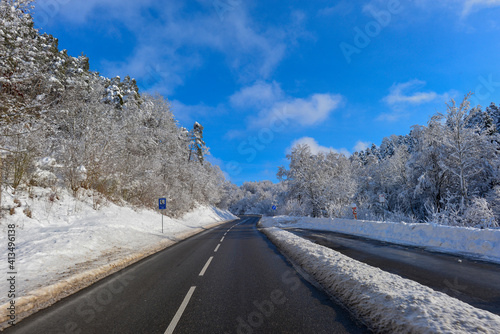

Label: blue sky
[33,0,500,185]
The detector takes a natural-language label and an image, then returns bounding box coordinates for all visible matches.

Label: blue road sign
[159,198,167,210]
[272,205,277,210]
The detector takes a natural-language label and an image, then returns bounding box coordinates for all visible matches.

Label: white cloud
[229,80,284,109]
[462,0,500,16]
[226,81,344,135]
[261,93,343,127]
[287,137,350,156]
[413,0,500,17]
[175,80,343,139]
[353,140,371,152]
[318,1,354,16]
[286,138,371,157]
[36,1,300,95]
[379,80,455,121]
[383,80,441,105]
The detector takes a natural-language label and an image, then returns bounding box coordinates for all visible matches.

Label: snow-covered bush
[464,197,498,228]
[30,170,58,188]
[278,199,309,217]
[426,201,463,227]
[427,198,498,229]
[486,185,500,223]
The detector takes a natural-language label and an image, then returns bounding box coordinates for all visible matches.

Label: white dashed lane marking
[164,221,244,333]
[199,256,214,276]
[164,286,196,334]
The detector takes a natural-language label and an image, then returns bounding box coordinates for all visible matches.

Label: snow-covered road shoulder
[259,220,500,333]
[0,187,237,329]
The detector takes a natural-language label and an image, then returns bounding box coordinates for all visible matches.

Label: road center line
[199,256,214,276]
[220,236,224,242]
[214,244,220,252]
[164,286,196,334]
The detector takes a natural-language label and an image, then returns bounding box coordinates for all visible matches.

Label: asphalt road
[5,217,368,334]
[288,228,500,316]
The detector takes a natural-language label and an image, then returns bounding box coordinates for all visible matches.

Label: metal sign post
[379,194,386,203]
[159,198,167,233]
[379,194,386,221]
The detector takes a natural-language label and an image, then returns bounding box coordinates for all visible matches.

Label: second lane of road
[6,216,368,334]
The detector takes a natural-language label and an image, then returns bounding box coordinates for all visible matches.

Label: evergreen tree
[188,122,207,164]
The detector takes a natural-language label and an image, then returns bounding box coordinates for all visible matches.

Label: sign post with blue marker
[159,198,167,233]
[159,198,167,210]
[272,205,277,211]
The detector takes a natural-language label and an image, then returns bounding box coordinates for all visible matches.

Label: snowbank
[264,216,500,264]
[260,223,500,333]
[0,187,236,329]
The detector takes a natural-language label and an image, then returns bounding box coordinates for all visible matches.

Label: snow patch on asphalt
[260,221,500,334]
[264,216,500,264]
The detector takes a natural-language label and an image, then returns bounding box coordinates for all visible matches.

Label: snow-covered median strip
[260,223,500,333]
[265,215,500,264]
[0,187,237,329]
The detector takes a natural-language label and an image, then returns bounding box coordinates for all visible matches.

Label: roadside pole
[159,198,167,233]
[379,194,386,221]
[351,203,357,220]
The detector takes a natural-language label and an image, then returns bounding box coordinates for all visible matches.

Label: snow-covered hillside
[0,187,236,327]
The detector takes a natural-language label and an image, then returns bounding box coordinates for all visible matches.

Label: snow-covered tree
[224,180,287,216]
[0,1,227,217]
[439,93,498,211]
[407,121,449,218]
[188,122,208,165]
[278,144,356,218]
